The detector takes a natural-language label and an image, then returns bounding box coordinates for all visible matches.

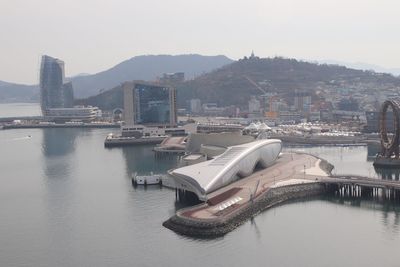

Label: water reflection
[121,145,179,175]
[121,144,186,210]
[40,128,85,179]
[326,195,400,234]
[250,217,262,240]
[381,205,400,236]
[40,128,86,264]
[41,128,78,157]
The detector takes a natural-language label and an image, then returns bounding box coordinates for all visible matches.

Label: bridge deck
[322,176,400,189]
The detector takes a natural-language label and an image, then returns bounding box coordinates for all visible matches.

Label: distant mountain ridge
[79,56,400,111]
[0,54,233,102]
[0,81,39,103]
[70,54,233,98]
[317,60,400,76]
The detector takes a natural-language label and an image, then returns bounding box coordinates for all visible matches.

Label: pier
[164,152,400,237]
[322,175,400,200]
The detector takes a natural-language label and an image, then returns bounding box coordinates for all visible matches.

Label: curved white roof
[169,139,282,200]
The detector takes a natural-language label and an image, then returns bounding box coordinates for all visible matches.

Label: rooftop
[170,139,282,200]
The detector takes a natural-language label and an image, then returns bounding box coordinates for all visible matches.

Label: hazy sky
[1,0,400,84]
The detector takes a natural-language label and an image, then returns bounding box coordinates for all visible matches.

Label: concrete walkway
[180,153,329,220]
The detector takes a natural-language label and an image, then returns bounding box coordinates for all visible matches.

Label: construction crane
[244,75,268,94]
[244,75,278,118]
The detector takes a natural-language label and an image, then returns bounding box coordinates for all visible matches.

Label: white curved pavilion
[169,139,282,201]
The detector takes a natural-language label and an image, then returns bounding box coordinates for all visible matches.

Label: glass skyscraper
[123,82,177,126]
[62,82,74,108]
[39,55,74,115]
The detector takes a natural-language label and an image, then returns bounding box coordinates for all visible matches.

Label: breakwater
[163,182,332,237]
[165,171,400,238]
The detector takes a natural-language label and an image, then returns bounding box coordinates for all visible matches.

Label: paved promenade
[165,152,400,237]
[176,152,400,221]
[179,153,328,221]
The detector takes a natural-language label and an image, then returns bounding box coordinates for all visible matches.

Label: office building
[123,81,177,127]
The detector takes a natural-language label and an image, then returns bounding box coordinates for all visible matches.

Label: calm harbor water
[0,102,41,117]
[1,103,400,266]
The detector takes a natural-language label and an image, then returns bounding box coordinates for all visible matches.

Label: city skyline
[2,1,400,265]
[1,0,400,84]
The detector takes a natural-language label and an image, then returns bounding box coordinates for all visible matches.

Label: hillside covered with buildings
[78,55,400,122]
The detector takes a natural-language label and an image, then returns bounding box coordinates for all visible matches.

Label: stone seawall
[163,182,329,238]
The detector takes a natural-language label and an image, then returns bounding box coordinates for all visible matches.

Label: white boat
[132,172,163,186]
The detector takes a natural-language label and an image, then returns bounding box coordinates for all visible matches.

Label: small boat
[132,172,163,186]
